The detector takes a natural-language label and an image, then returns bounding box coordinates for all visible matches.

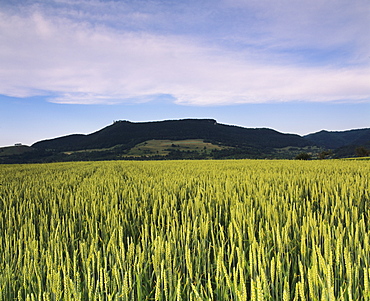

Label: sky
[1,0,369,147]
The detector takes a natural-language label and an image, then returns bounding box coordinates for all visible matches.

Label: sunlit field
[0,160,369,300]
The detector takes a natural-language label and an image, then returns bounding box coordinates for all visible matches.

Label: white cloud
[0,1,369,105]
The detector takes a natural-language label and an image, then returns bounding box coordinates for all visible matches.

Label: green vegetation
[0,142,322,163]
[344,156,370,161]
[355,147,370,157]
[0,145,32,157]
[32,119,311,152]
[295,152,312,160]
[125,139,228,157]
[2,120,369,163]
[1,160,369,300]
[304,128,370,149]
[273,146,323,160]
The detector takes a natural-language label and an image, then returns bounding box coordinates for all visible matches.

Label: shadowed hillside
[304,128,370,149]
[32,119,311,152]
[3,119,369,163]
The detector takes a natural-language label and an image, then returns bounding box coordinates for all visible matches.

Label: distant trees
[318,150,332,159]
[295,152,312,160]
[355,147,370,157]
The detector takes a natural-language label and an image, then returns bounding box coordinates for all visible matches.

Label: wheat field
[0,160,369,300]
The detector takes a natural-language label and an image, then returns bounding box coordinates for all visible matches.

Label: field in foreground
[0,160,369,300]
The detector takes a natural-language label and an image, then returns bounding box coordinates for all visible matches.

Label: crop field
[0,160,369,300]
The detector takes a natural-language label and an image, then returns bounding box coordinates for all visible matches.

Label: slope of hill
[0,145,33,157]
[304,128,370,149]
[4,119,369,163]
[32,119,311,151]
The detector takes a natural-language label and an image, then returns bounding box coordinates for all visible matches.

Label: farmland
[0,160,369,300]
[125,139,227,157]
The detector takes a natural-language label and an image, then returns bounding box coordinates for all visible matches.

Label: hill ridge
[2,119,369,163]
[32,118,310,152]
[304,127,370,149]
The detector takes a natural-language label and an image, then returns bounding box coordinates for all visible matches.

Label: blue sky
[1,0,369,147]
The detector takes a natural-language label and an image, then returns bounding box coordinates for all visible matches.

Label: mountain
[32,119,311,151]
[304,128,370,149]
[2,119,369,163]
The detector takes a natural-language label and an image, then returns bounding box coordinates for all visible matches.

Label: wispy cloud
[0,0,369,105]
[224,0,370,50]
